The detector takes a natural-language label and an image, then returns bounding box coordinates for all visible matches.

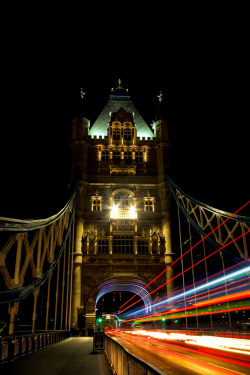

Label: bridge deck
[0,337,113,375]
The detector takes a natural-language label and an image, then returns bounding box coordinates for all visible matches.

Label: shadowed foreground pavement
[0,337,113,375]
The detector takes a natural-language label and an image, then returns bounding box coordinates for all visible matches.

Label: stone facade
[70,82,174,333]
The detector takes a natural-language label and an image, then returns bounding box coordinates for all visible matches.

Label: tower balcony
[110,207,137,219]
[109,164,136,176]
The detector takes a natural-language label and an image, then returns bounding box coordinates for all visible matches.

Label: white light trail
[125,265,250,318]
[126,330,250,356]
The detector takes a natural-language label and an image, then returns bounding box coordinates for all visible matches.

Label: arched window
[145,200,153,212]
[144,193,155,212]
[113,128,121,140]
[124,128,132,140]
[113,235,133,254]
[91,192,103,211]
[113,192,132,208]
[92,199,101,211]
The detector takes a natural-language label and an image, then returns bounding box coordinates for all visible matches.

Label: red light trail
[119,228,250,314]
[106,330,250,374]
[118,200,250,312]
[141,257,250,311]
[153,276,250,313]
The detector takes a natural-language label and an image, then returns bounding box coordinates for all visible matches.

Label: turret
[70,89,90,183]
[155,91,171,179]
[70,89,89,331]
[154,91,174,294]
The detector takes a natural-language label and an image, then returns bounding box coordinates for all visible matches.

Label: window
[92,199,101,211]
[113,128,121,140]
[98,240,109,254]
[91,193,103,211]
[138,240,149,254]
[144,195,155,212]
[124,151,132,161]
[102,150,109,161]
[145,200,153,211]
[113,235,133,254]
[113,151,120,161]
[114,192,132,208]
[124,128,132,140]
[135,151,143,163]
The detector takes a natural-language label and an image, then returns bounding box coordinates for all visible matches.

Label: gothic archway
[84,275,153,334]
[95,276,152,313]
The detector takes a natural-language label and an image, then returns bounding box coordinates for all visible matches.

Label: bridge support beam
[158,178,174,295]
[85,298,95,335]
[32,289,39,333]
[8,302,19,335]
[162,218,174,295]
[71,216,83,328]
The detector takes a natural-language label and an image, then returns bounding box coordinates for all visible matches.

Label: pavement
[0,337,113,375]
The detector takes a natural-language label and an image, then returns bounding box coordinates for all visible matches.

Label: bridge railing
[105,333,165,375]
[0,180,78,336]
[0,330,71,364]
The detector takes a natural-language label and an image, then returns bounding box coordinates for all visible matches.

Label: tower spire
[155,90,168,122]
[79,88,86,100]
[117,78,123,90]
[110,78,129,97]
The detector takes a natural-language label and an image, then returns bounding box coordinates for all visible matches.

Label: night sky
[0,39,249,220]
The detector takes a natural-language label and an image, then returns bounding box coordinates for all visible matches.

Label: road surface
[107,330,250,375]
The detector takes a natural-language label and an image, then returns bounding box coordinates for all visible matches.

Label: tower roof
[88,79,155,139]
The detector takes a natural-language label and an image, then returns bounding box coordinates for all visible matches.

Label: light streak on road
[126,330,250,356]
[142,258,250,312]
[123,304,250,326]
[119,229,250,315]
[118,200,250,313]
[121,262,250,322]
[106,329,250,374]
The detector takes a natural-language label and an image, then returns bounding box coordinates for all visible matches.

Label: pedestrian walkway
[0,337,113,375]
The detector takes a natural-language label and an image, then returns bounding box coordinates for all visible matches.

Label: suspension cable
[0,179,79,304]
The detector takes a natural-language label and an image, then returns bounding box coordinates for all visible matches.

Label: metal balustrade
[0,330,71,364]
[110,209,137,219]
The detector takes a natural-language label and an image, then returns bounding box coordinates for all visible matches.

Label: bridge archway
[95,277,152,311]
[84,276,152,334]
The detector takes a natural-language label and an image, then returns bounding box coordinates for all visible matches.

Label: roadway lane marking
[207,363,247,375]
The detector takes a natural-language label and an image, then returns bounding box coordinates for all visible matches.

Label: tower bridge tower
[70,80,173,334]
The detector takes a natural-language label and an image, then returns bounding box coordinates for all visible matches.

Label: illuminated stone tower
[70,80,173,334]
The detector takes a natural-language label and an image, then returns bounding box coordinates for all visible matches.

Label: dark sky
[0,34,249,219]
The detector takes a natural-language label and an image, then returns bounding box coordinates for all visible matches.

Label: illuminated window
[91,193,103,211]
[114,192,132,208]
[102,150,109,161]
[92,199,101,211]
[138,240,149,254]
[98,240,109,254]
[144,194,155,212]
[124,151,132,161]
[145,200,153,211]
[124,128,132,140]
[135,151,143,163]
[113,151,120,161]
[113,235,133,254]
